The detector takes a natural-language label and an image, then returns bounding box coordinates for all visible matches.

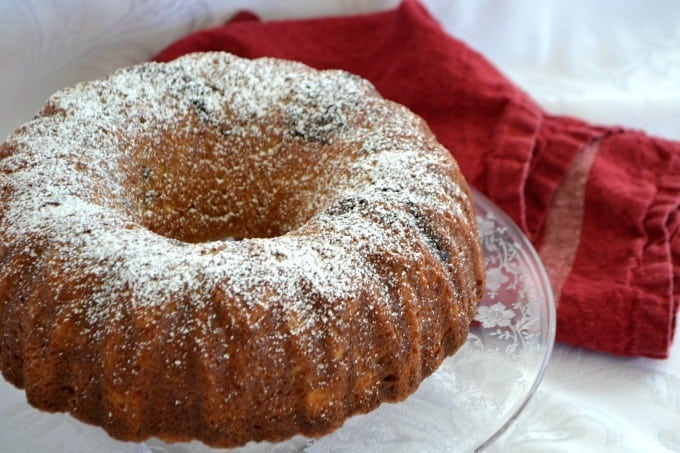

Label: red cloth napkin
[154,0,680,358]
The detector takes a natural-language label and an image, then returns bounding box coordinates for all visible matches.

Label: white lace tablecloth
[1,1,679,451]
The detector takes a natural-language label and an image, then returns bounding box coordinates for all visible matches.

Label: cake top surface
[0,52,472,355]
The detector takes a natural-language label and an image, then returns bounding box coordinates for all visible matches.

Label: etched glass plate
[0,190,555,453]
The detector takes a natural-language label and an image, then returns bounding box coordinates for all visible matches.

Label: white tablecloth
[0,1,678,451]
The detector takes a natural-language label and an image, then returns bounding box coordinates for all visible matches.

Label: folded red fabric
[154,0,680,358]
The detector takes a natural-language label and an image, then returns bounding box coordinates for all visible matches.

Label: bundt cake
[0,52,485,447]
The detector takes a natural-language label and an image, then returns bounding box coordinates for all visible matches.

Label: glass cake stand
[0,190,556,453]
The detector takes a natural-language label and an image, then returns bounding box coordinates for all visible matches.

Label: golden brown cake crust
[0,52,484,447]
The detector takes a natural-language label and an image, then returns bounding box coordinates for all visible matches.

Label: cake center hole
[123,128,337,243]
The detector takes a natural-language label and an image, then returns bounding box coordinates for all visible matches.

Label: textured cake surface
[0,52,484,447]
